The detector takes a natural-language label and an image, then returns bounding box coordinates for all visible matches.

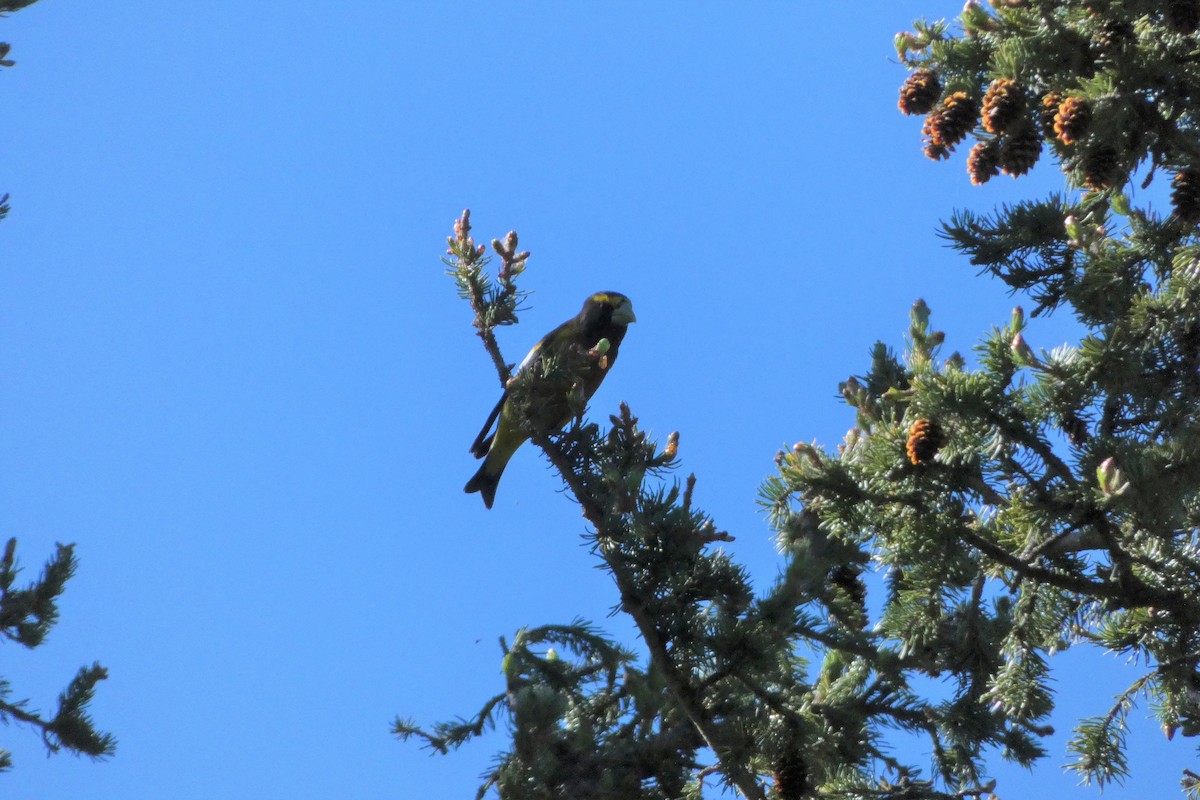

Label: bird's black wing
[469,392,507,458]
[468,325,561,459]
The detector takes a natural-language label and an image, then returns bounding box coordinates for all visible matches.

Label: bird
[464,291,636,509]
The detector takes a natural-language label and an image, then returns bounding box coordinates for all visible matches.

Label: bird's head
[580,292,637,332]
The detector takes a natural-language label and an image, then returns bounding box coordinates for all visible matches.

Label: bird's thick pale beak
[613,301,637,325]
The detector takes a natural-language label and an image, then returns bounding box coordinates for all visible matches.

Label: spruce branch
[532,425,767,800]
[444,209,528,387]
[0,544,114,767]
[0,540,115,768]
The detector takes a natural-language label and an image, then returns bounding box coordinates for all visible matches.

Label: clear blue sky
[2,2,1191,798]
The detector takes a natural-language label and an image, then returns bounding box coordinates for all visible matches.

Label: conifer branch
[532,429,767,800]
[0,540,115,769]
[444,209,527,387]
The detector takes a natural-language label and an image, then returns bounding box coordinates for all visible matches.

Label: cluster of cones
[900,68,1200,223]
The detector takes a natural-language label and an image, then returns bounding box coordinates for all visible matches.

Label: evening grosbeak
[465,292,636,508]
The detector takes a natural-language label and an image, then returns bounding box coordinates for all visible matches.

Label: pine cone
[899,68,942,115]
[922,116,952,161]
[1080,145,1123,189]
[967,139,1002,184]
[1038,92,1064,138]
[829,564,867,608]
[1093,18,1135,52]
[1173,169,1200,224]
[1054,96,1092,145]
[906,419,942,465]
[774,753,809,800]
[1167,0,1200,33]
[1061,410,1090,446]
[999,122,1042,176]
[929,92,979,148]
[982,78,1026,134]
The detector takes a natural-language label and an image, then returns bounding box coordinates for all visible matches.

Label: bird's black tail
[470,394,506,458]
[464,463,500,509]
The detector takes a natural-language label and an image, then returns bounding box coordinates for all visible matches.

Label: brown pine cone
[899,68,942,115]
[929,92,979,148]
[1093,18,1135,52]
[999,123,1043,176]
[1038,92,1064,138]
[982,78,1026,134]
[906,419,942,465]
[1061,410,1090,446]
[1172,169,1200,225]
[1054,96,1092,145]
[967,139,1002,185]
[922,116,952,161]
[1080,145,1123,189]
[829,564,867,608]
[774,753,809,800]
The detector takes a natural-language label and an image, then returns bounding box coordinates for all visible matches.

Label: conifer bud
[1064,215,1081,241]
[793,441,822,468]
[899,68,942,115]
[1010,332,1037,365]
[906,419,942,465]
[663,432,679,460]
[840,377,867,408]
[1096,457,1130,496]
[911,298,931,330]
[589,338,611,370]
[962,1,997,34]
[982,78,1026,134]
[1054,97,1092,145]
[894,32,919,60]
